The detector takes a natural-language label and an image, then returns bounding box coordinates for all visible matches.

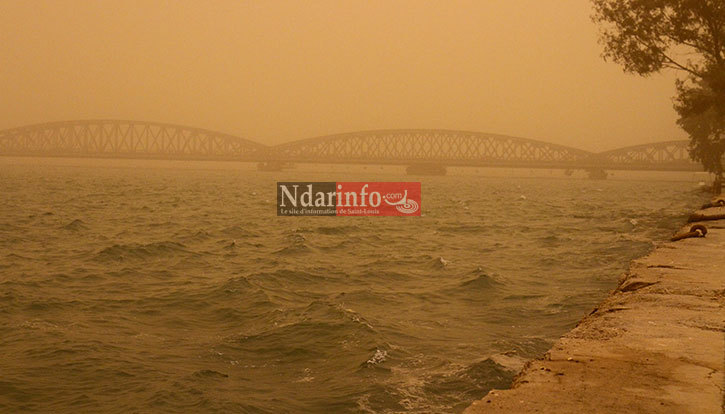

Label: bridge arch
[0,120,266,160]
[271,129,594,168]
[592,140,697,171]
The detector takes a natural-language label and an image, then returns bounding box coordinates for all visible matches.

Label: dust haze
[1,2,714,413]
[0,1,684,151]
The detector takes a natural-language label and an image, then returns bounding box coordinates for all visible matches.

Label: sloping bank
[466,205,725,414]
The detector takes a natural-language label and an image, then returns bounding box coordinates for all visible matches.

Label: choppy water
[0,158,704,413]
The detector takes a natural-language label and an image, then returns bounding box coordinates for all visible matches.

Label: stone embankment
[466,204,725,414]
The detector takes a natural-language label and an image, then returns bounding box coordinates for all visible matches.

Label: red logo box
[335,182,421,216]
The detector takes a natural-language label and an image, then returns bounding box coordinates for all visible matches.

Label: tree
[675,68,725,179]
[591,0,725,192]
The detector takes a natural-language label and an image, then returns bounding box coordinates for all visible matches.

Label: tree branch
[661,53,703,78]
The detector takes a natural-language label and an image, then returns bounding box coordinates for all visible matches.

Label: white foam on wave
[366,349,388,365]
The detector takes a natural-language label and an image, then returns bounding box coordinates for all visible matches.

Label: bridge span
[0,120,699,174]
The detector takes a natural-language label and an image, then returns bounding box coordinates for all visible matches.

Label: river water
[0,158,704,413]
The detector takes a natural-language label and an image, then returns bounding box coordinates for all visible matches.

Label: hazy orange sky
[0,1,686,151]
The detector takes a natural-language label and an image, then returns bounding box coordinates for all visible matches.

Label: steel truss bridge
[0,120,700,173]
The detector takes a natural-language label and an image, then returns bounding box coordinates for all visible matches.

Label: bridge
[0,120,700,175]
[0,120,266,161]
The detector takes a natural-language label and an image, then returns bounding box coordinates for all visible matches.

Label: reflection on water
[0,158,702,413]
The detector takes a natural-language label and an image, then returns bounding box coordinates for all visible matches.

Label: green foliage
[592,0,725,178]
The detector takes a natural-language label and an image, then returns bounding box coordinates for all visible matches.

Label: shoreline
[465,204,725,413]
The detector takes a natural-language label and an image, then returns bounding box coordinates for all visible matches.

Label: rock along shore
[466,206,725,414]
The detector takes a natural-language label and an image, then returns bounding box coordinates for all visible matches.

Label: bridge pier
[406,163,447,176]
[257,161,291,172]
[586,168,608,180]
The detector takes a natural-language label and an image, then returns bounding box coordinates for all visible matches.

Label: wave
[437,268,502,305]
[359,357,515,413]
[274,244,314,255]
[218,225,258,239]
[61,219,88,231]
[191,369,229,379]
[317,239,358,251]
[180,230,212,242]
[312,225,361,235]
[5,253,33,261]
[219,300,380,360]
[224,319,376,361]
[436,224,490,234]
[362,348,389,367]
[429,256,450,269]
[93,241,191,262]
[217,239,265,250]
[458,270,501,290]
